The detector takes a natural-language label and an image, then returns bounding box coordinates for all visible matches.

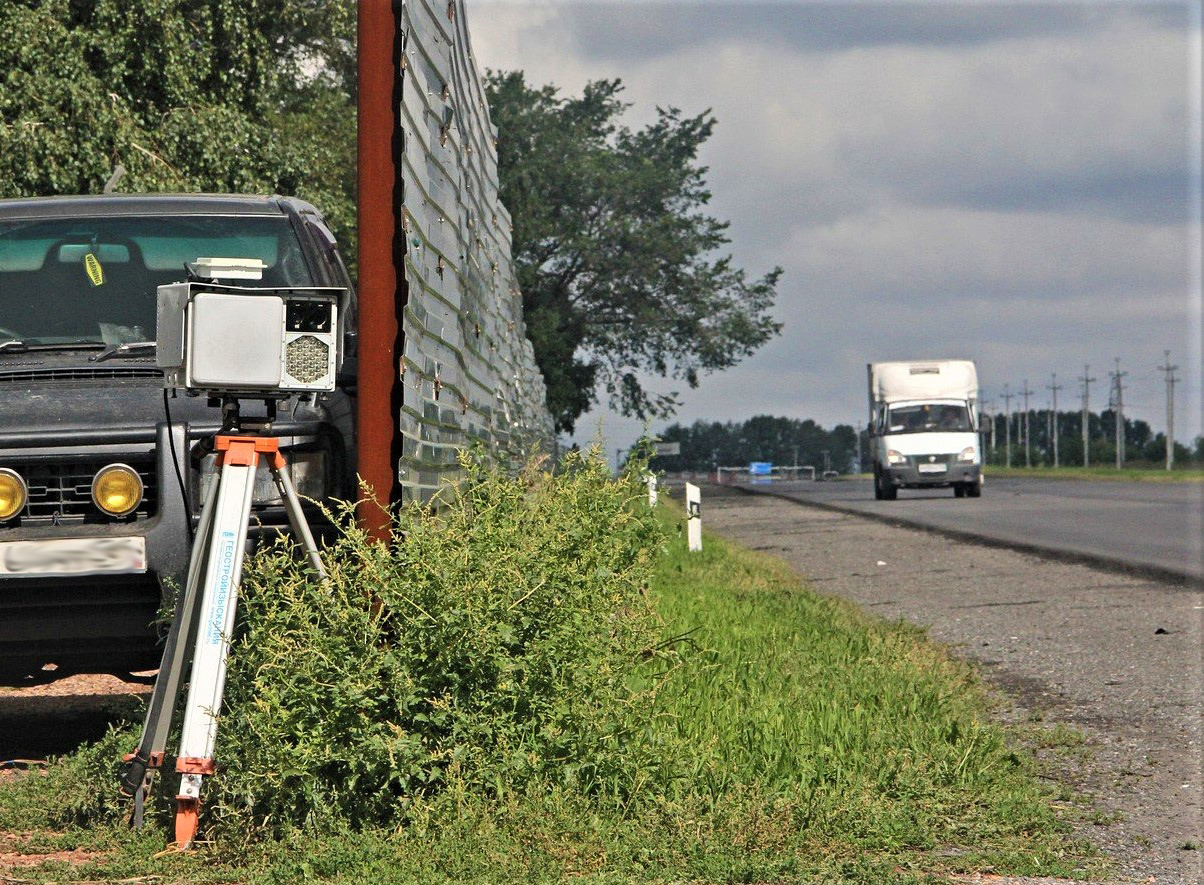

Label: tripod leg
[120,474,220,816]
[269,454,328,581]
[172,439,259,847]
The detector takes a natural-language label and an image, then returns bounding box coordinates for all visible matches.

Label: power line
[1109,357,1128,469]
[1047,372,1063,468]
[1020,379,1034,468]
[1001,384,1014,468]
[1156,350,1180,470]
[1078,365,1096,468]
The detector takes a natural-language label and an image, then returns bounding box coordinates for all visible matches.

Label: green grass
[987,465,1203,482]
[0,469,1098,883]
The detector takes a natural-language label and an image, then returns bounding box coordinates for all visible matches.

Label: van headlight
[886,449,906,466]
[957,447,978,463]
[92,464,144,517]
[0,468,28,522]
[197,448,329,506]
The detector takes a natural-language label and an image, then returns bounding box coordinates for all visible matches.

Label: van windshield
[0,215,313,346]
[886,403,972,433]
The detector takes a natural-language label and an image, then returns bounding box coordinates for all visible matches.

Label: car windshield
[887,403,972,433]
[0,215,314,346]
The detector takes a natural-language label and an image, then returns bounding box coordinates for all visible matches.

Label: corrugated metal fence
[394,0,552,501]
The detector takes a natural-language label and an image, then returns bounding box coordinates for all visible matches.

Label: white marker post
[685,482,702,552]
[646,473,658,507]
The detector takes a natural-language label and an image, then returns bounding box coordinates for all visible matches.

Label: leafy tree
[0,0,356,263]
[486,71,782,433]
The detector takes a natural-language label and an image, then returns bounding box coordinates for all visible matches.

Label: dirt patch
[0,848,106,868]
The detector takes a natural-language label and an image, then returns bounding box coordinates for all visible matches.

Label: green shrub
[200,448,674,839]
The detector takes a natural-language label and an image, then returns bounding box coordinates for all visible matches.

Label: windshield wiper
[89,341,158,363]
[0,340,109,354]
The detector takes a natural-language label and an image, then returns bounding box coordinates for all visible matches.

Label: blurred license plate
[0,537,146,576]
[917,463,947,474]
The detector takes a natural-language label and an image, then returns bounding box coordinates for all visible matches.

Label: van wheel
[954,484,966,498]
[873,470,885,500]
[967,477,983,498]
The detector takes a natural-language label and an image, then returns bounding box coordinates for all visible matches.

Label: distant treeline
[647,411,1204,474]
[651,416,858,472]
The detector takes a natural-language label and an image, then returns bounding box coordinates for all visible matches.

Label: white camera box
[157,281,345,394]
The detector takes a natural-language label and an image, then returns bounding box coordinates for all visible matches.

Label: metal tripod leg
[171,437,260,847]
[121,474,220,824]
[269,456,328,582]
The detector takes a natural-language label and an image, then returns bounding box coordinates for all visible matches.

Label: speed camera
[156,260,347,396]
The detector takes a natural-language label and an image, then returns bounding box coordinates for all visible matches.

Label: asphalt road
[737,477,1204,583]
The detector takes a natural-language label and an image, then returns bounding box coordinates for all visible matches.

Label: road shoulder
[702,484,1203,885]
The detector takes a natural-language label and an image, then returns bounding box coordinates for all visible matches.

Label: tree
[0,0,356,264]
[486,72,782,433]
[655,416,856,473]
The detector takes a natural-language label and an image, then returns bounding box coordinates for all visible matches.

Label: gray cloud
[552,2,1161,61]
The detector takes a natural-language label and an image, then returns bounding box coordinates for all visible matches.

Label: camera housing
[157,270,346,397]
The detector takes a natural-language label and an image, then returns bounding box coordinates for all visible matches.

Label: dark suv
[0,195,357,682]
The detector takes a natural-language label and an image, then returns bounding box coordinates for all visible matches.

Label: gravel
[701,483,1202,885]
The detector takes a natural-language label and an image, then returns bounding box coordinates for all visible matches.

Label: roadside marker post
[685,482,702,552]
[647,473,658,507]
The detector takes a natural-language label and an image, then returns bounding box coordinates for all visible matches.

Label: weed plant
[203,448,675,839]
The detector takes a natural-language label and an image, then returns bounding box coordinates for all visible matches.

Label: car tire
[954,484,966,498]
[967,477,982,498]
[873,470,884,500]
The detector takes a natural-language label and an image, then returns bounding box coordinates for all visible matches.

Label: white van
[867,360,983,500]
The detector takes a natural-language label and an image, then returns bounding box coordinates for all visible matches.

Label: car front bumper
[883,462,981,489]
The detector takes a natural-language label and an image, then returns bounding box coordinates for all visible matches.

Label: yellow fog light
[92,464,143,517]
[0,469,27,522]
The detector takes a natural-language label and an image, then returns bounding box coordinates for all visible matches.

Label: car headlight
[0,468,28,522]
[957,447,978,463]
[198,448,329,506]
[92,463,144,517]
[886,449,906,466]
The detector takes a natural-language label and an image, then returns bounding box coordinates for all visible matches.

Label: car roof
[0,193,311,220]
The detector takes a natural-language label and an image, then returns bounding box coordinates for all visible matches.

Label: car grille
[17,459,157,524]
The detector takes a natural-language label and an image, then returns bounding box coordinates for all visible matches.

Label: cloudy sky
[467,1,1203,457]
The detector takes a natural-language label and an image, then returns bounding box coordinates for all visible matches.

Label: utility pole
[981,399,996,452]
[1110,358,1128,469]
[1047,373,1063,468]
[1156,350,1180,470]
[1078,365,1096,468]
[1001,384,1013,468]
[1020,379,1034,468]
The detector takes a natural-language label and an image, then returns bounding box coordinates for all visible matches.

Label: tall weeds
[206,448,673,838]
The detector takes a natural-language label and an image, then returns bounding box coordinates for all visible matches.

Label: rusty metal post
[357,0,403,537]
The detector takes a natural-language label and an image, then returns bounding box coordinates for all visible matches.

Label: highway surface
[736,476,1203,583]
